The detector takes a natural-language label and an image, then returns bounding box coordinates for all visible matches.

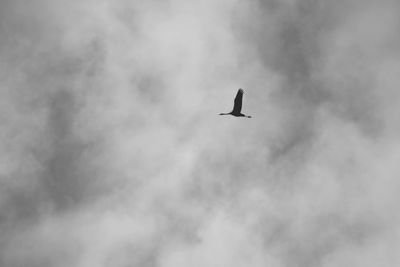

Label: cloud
[1,0,400,266]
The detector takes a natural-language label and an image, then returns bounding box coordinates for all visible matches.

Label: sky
[1,0,400,266]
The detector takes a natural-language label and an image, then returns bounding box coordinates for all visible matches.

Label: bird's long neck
[219,113,230,115]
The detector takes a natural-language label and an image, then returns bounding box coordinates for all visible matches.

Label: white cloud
[1,0,400,266]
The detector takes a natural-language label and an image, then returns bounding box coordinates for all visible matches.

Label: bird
[219,88,252,118]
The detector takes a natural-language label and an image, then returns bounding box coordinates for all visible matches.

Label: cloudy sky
[1,0,400,266]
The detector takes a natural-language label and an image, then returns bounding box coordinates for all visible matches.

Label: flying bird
[219,88,252,118]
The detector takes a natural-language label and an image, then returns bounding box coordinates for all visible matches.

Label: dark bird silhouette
[219,88,252,118]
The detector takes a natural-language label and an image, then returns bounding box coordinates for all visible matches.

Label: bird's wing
[232,89,243,113]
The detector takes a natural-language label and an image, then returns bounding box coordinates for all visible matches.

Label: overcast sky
[1,0,400,266]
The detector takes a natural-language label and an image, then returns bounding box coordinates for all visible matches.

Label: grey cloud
[1,0,400,266]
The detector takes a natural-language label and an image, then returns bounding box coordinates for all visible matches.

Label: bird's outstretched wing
[232,89,243,114]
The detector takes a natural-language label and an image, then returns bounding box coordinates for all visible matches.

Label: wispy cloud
[1,0,400,266]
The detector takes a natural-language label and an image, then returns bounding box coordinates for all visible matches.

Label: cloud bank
[1,0,400,266]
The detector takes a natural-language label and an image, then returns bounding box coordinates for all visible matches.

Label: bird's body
[219,89,252,118]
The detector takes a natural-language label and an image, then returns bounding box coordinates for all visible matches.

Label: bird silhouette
[219,88,252,118]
